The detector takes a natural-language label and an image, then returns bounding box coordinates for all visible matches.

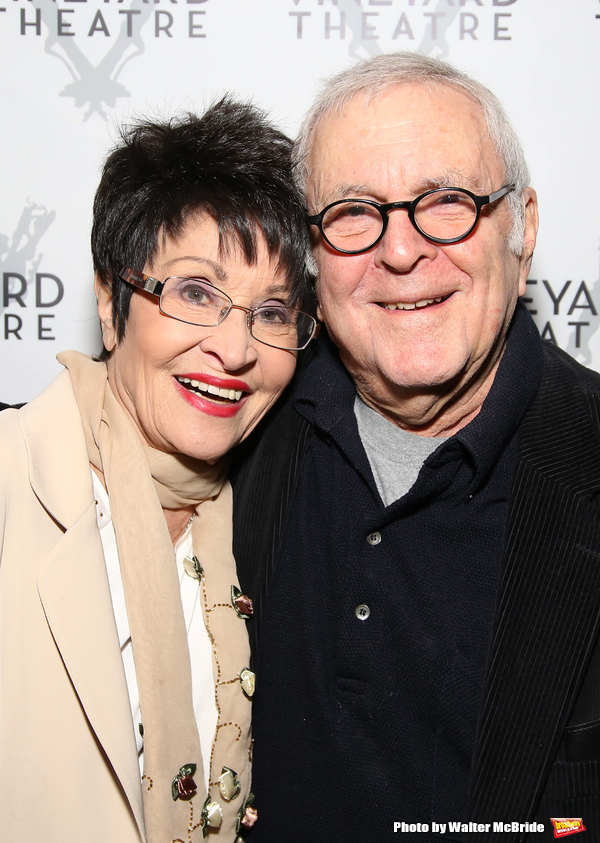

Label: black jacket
[232,340,600,841]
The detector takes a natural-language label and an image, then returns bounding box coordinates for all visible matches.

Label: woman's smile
[98,214,298,462]
[174,373,250,418]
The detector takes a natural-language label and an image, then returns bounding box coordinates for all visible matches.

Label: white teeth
[176,377,243,403]
[384,296,444,311]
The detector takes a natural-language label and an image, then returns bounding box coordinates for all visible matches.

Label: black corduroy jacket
[232,339,600,842]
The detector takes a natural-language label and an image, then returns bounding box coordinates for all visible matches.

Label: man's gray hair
[293,52,530,254]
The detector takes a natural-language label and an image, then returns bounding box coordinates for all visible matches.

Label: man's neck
[353,352,504,438]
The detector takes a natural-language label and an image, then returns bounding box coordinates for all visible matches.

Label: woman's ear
[94,274,117,353]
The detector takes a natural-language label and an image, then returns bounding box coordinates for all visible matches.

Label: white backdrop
[1,0,599,403]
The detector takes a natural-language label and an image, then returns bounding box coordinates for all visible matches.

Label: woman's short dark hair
[92,97,313,358]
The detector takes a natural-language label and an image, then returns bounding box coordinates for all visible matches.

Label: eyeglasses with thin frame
[307,184,516,255]
[118,267,318,351]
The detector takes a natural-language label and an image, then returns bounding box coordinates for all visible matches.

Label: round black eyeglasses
[307,184,515,255]
[119,268,318,351]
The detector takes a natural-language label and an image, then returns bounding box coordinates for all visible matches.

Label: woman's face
[96,214,298,462]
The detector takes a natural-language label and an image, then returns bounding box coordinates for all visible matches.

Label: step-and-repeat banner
[1,0,599,402]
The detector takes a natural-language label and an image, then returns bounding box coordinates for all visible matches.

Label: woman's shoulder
[0,370,94,530]
[0,370,83,472]
[0,404,24,444]
[0,407,30,514]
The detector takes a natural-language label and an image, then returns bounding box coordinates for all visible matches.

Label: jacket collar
[20,368,95,529]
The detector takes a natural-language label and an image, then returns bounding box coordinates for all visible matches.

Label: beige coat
[0,371,146,841]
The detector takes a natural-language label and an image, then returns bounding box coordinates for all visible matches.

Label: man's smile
[378,294,451,311]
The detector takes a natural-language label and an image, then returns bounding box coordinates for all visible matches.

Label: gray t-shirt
[354,394,448,507]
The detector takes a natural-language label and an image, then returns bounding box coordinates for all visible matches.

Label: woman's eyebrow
[162,261,291,301]
[241,284,293,307]
[164,256,228,283]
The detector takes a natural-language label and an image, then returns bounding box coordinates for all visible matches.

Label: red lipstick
[173,373,249,418]
[177,373,250,391]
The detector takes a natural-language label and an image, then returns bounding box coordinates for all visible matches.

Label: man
[233,53,600,841]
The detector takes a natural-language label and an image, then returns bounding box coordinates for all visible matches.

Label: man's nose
[374,208,438,270]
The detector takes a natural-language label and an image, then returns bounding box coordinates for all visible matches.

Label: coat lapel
[468,349,600,838]
[21,371,145,838]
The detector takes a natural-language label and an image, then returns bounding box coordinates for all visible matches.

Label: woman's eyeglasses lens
[160,277,315,350]
[320,189,480,252]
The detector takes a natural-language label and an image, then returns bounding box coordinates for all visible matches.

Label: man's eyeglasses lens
[318,188,497,253]
[160,277,315,350]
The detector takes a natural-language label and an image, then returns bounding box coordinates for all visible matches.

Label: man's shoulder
[542,340,600,392]
[540,341,600,424]
[517,341,600,486]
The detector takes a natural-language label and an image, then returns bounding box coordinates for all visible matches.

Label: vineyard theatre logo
[1,0,211,119]
[0,201,64,342]
[551,818,586,838]
[288,0,520,50]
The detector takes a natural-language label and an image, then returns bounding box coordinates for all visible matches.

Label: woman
[0,99,316,842]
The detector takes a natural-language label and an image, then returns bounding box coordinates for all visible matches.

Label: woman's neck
[163,505,197,546]
[92,462,198,546]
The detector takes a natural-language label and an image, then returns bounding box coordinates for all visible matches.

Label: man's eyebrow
[320,171,481,205]
[414,171,480,191]
[319,183,374,205]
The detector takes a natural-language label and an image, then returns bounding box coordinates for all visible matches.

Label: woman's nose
[196,307,258,371]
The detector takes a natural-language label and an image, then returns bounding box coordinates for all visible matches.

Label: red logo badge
[551,818,586,838]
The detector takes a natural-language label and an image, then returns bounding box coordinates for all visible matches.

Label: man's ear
[517,187,539,297]
[315,280,324,323]
[94,274,117,353]
[312,257,324,322]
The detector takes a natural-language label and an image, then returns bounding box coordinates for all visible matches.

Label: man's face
[307,83,538,431]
